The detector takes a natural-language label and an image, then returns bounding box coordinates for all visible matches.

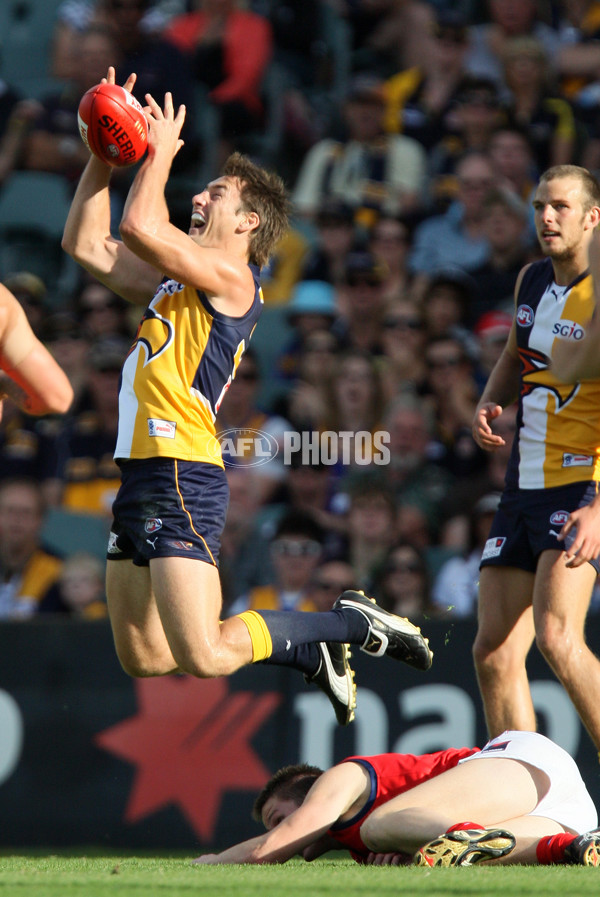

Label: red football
[78,83,148,168]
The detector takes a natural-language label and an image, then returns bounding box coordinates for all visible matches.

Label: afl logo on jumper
[550,511,570,526]
[517,305,534,327]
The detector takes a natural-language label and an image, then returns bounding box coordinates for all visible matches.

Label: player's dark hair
[222,152,290,269]
[540,165,600,212]
[252,763,323,823]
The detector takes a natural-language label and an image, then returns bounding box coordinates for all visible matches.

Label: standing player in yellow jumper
[472,165,600,750]
[62,68,433,726]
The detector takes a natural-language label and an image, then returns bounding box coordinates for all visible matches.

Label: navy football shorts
[107,458,229,567]
[480,480,600,573]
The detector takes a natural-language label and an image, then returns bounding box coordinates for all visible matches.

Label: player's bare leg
[473,566,536,736]
[106,557,180,676]
[533,550,600,749]
[359,757,548,854]
[150,555,254,676]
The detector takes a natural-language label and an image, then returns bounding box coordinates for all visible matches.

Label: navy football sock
[260,642,320,675]
[257,608,368,656]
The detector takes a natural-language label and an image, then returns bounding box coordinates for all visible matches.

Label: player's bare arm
[0,285,73,416]
[119,92,256,316]
[473,267,528,450]
[61,67,161,306]
[192,762,369,865]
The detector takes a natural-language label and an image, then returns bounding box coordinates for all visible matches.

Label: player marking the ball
[62,67,433,726]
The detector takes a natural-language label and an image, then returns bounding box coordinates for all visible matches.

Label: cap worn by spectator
[3,272,47,307]
[287,281,337,322]
[429,267,476,300]
[346,74,386,105]
[316,200,355,228]
[474,310,512,342]
[89,335,131,372]
[344,250,388,285]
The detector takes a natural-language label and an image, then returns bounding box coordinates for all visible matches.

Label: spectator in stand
[419,270,474,344]
[51,0,183,80]
[378,299,428,404]
[555,0,600,171]
[383,9,471,152]
[468,187,535,327]
[432,492,501,618]
[259,227,310,307]
[219,465,270,608]
[374,541,435,621]
[38,550,108,618]
[500,36,577,172]
[341,476,398,591]
[21,25,119,188]
[318,351,386,487]
[488,126,538,203]
[284,330,341,432]
[227,510,325,615]
[306,558,356,612]
[264,452,346,559]
[439,403,518,551]
[53,335,129,518]
[3,272,49,338]
[215,348,291,505]
[274,280,338,385]
[409,151,494,298]
[472,310,514,395]
[382,393,455,543]
[333,250,389,355]
[299,200,358,289]
[0,478,63,619]
[40,312,93,415]
[0,84,40,190]
[73,279,135,340]
[164,0,273,167]
[343,0,437,77]
[367,215,414,304]
[422,334,483,480]
[426,76,505,212]
[464,0,560,94]
[292,75,427,231]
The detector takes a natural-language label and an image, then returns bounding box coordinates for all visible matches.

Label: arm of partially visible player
[0,285,73,416]
[552,229,600,381]
[192,762,367,865]
[61,68,161,306]
[119,92,256,316]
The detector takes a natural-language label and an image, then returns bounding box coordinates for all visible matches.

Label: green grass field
[0,853,599,897]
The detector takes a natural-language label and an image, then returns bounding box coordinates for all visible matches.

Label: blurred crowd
[2,0,600,620]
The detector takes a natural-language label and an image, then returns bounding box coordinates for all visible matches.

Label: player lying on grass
[193,731,600,867]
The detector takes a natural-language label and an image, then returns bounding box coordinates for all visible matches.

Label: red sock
[446,821,485,833]
[536,833,576,864]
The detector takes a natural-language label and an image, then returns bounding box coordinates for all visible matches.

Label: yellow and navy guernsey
[509,257,600,490]
[114,266,263,467]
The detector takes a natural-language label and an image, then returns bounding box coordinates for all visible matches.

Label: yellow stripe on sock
[237,610,273,662]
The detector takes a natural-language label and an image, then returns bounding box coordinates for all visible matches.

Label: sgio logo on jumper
[216,428,279,468]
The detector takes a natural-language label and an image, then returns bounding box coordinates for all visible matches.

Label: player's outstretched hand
[472,402,506,451]
[101,66,137,95]
[144,92,185,159]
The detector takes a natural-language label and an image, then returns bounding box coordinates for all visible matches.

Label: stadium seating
[0,171,76,302]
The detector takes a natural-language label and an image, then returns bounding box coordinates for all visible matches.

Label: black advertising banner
[0,618,599,849]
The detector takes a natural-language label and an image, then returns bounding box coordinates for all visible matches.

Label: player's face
[261,795,301,831]
[533,176,591,261]
[189,177,246,247]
